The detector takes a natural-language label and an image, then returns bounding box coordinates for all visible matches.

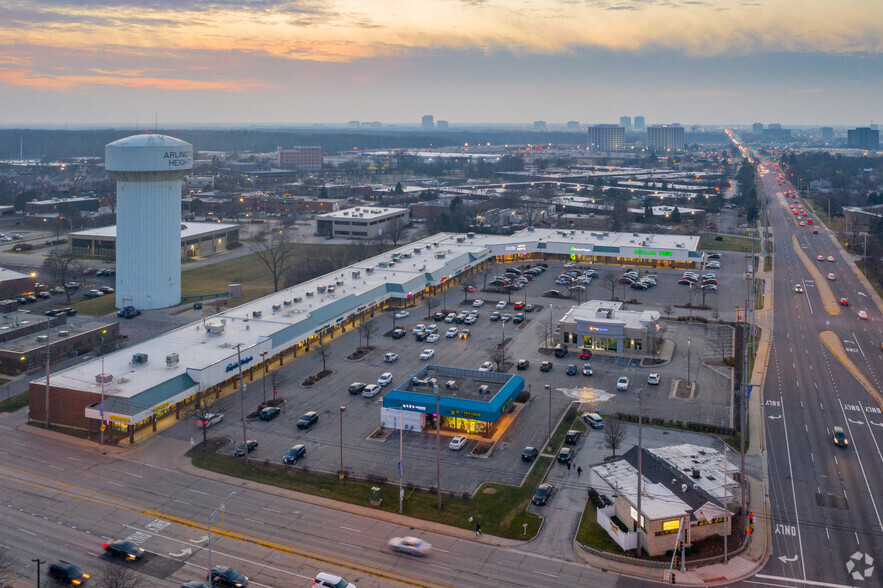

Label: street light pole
[434,383,441,509]
[339,406,346,479]
[235,344,249,467]
[545,384,551,450]
[32,558,45,588]
[44,316,51,429]
[100,355,105,445]
[260,351,268,404]
[208,491,236,587]
[687,338,692,386]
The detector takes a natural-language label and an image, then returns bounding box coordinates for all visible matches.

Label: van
[583,413,605,429]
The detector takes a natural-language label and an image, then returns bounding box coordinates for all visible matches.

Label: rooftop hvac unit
[131,353,148,366]
[305,291,314,297]
[272,304,282,311]
[467,232,475,238]
[316,285,327,293]
[57,330,70,337]
[95,373,113,384]
[293,297,303,303]
[351,270,360,279]
[456,237,465,243]
[252,310,262,318]
[166,353,179,368]
[436,253,446,259]
[365,266,374,274]
[527,227,535,232]
[205,321,225,335]
[283,300,293,306]
[335,279,344,285]
[36,335,48,343]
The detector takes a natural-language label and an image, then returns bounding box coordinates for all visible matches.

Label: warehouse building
[70,222,240,260]
[316,206,408,239]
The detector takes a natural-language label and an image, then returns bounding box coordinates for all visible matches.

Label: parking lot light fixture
[545,384,551,450]
[339,406,346,479]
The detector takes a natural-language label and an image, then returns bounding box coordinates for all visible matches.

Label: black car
[48,561,90,585]
[516,359,530,370]
[282,444,306,464]
[415,331,428,341]
[566,364,577,376]
[557,447,574,464]
[209,565,249,587]
[564,430,581,445]
[348,382,367,395]
[297,411,319,429]
[117,305,141,319]
[540,360,553,372]
[513,313,524,324]
[391,328,406,339]
[544,289,561,297]
[433,312,446,321]
[259,406,281,421]
[521,446,539,461]
[103,540,145,561]
[554,344,568,358]
[234,440,258,456]
[193,302,203,310]
[532,483,554,506]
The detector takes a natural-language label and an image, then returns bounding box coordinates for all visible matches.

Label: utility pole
[235,344,249,467]
[100,356,105,445]
[44,317,51,429]
[339,406,346,480]
[32,558,45,588]
[260,351,268,404]
[636,386,645,557]
[399,407,404,513]
[723,445,728,563]
[208,491,236,587]
[545,384,551,450]
[435,383,441,509]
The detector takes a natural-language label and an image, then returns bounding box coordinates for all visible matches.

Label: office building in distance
[848,127,880,150]
[276,146,322,171]
[586,124,625,152]
[421,115,434,129]
[316,207,408,240]
[634,116,645,130]
[647,124,685,152]
[619,116,631,130]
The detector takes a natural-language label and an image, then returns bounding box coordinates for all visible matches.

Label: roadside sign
[100,424,106,432]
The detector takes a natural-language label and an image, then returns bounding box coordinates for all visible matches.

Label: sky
[0,0,881,127]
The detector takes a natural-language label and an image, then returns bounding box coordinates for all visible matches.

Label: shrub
[715,236,723,241]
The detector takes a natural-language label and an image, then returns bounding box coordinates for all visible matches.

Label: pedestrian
[475,522,482,537]
[567,462,571,472]
[577,466,583,477]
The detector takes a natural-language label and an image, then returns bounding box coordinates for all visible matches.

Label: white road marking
[852,332,864,357]
[339,526,362,532]
[532,571,558,578]
[261,506,282,513]
[173,499,192,506]
[188,489,207,495]
[780,396,807,580]
[48,464,63,470]
[18,529,36,536]
[838,399,883,533]
[430,563,453,570]
[125,472,143,478]
[108,482,125,487]
[858,401,883,464]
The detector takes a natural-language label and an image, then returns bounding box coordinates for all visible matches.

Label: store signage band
[569,247,592,253]
[634,249,673,257]
[226,355,255,373]
[402,403,427,411]
[504,244,527,252]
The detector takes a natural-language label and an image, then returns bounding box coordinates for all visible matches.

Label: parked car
[197,413,223,428]
[377,373,393,387]
[362,384,381,398]
[394,310,409,319]
[117,305,141,319]
[384,352,399,363]
[48,561,90,585]
[473,299,484,307]
[449,435,468,450]
[83,289,104,298]
[647,373,660,385]
[566,364,577,376]
[564,430,581,445]
[521,446,539,461]
[554,344,568,358]
[98,286,115,294]
[557,447,574,464]
[517,359,530,370]
[103,540,144,561]
[313,573,356,588]
[234,440,258,456]
[419,349,435,360]
[578,348,592,359]
[478,361,494,372]
[412,324,426,335]
[616,376,629,391]
[282,444,306,464]
[446,327,458,338]
[348,382,367,395]
[296,411,318,429]
[532,483,554,506]
[387,536,432,556]
[544,289,561,297]
[391,328,406,339]
[433,312,446,321]
[259,406,280,421]
[426,333,440,343]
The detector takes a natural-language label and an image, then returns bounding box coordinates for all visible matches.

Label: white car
[496,301,507,309]
[647,373,660,385]
[446,327,458,338]
[464,315,476,325]
[384,352,398,363]
[426,333,440,343]
[858,310,869,320]
[707,261,721,269]
[395,310,409,319]
[419,349,435,360]
[362,384,381,398]
[387,536,432,556]
[197,413,223,428]
[473,299,484,307]
[479,361,494,372]
[425,324,438,334]
[413,324,426,335]
[444,313,456,323]
[616,376,629,391]
[378,373,393,387]
[314,573,357,588]
[449,435,468,450]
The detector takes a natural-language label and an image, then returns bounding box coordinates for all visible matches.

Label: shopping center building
[556,300,661,356]
[28,227,700,444]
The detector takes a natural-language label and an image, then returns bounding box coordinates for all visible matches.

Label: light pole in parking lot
[235,344,249,467]
[260,351,268,403]
[339,406,346,479]
[208,491,236,587]
[435,383,441,510]
[545,384,551,450]
[32,558,45,588]
[687,338,692,387]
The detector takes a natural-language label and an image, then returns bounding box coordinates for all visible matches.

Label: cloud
[0,68,266,91]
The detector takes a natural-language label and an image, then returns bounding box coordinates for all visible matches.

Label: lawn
[699,234,756,253]
[575,500,625,554]
[0,391,28,413]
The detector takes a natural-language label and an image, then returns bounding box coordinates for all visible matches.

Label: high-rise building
[647,124,685,152]
[820,127,834,142]
[436,120,449,129]
[277,146,322,171]
[347,121,360,129]
[586,124,625,151]
[752,123,764,135]
[105,133,193,310]
[567,120,580,130]
[534,120,547,131]
[421,115,434,129]
[847,127,880,150]
[634,116,646,131]
[619,116,632,130]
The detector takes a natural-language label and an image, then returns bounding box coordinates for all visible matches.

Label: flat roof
[561,300,660,331]
[591,458,691,521]
[71,221,239,240]
[0,267,32,281]
[0,318,114,354]
[648,444,739,502]
[317,206,407,220]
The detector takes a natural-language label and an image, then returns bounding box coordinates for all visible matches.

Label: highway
[740,143,883,587]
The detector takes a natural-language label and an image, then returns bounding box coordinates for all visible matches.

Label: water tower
[105,134,192,310]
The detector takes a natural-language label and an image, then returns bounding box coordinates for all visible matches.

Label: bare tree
[699,285,717,308]
[316,340,331,374]
[0,545,15,587]
[386,216,408,245]
[424,295,440,319]
[663,305,674,319]
[462,279,476,302]
[604,418,629,458]
[191,391,219,445]
[602,269,619,301]
[41,247,82,301]
[487,344,512,371]
[249,228,296,292]
[520,200,545,227]
[358,318,378,349]
[95,564,144,588]
[480,265,495,289]
[269,370,286,396]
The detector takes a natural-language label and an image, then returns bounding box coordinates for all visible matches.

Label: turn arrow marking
[189,535,209,544]
[768,415,782,420]
[848,419,865,425]
[169,547,192,557]
[778,555,799,563]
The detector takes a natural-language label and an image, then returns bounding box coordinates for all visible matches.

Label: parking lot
[160,256,742,494]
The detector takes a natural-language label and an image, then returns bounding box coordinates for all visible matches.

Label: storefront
[556,300,659,356]
[380,366,524,438]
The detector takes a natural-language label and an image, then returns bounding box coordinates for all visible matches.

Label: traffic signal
[748,512,755,534]
[670,571,676,584]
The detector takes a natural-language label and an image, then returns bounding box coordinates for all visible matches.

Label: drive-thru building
[556,300,660,356]
[379,365,524,437]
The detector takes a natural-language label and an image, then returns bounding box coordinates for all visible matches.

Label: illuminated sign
[569,247,592,253]
[694,516,726,527]
[634,249,673,257]
[451,410,481,418]
[108,415,130,424]
[662,519,681,531]
[630,507,646,529]
[402,403,427,411]
[504,244,527,252]
[586,326,609,333]
[152,402,170,413]
[226,355,254,373]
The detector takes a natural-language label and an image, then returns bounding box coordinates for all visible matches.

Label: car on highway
[258,406,281,421]
[384,352,398,363]
[362,384,381,398]
[197,413,223,428]
[827,256,835,262]
[517,359,530,370]
[234,440,258,456]
[426,333,440,343]
[648,373,660,385]
[208,565,249,587]
[313,572,356,588]
[827,273,836,280]
[446,327,458,338]
[616,376,629,391]
[794,284,804,293]
[817,255,824,261]
[521,446,539,461]
[293,410,319,428]
[840,298,849,306]
[387,536,432,556]
[394,311,409,319]
[48,561,90,585]
[557,447,574,464]
[858,310,869,319]
[377,372,393,387]
[532,483,554,506]
[419,349,435,360]
[282,444,306,464]
[449,435,468,450]
[833,426,849,447]
[540,360,553,372]
[478,361,494,372]
[799,221,805,226]
[566,364,577,376]
[103,540,144,561]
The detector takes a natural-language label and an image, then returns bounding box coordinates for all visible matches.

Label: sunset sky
[1,0,881,126]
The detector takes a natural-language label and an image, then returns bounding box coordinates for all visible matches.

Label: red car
[579,349,592,359]
[840,298,849,306]
[807,220,813,225]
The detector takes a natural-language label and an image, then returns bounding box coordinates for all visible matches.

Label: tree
[0,545,15,587]
[487,344,512,371]
[394,181,404,194]
[670,207,682,224]
[42,247,82,301]
[190,198,206,216]
[96,564,144,588]
[480,265,494,289]
[602,269,619,301]
[191,391,219,445]
[316,341,331,374]
[663,305,674,319]
[604,419,629,458]
[462,280,476,302]
[358,318,377,349]
[249,228,296,292]
[386,215,407,245]
[424,295,439,319]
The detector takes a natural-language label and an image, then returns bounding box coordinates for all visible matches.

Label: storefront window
[440,416,490,435]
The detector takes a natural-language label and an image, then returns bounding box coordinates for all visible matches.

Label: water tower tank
[105,134,192,310]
